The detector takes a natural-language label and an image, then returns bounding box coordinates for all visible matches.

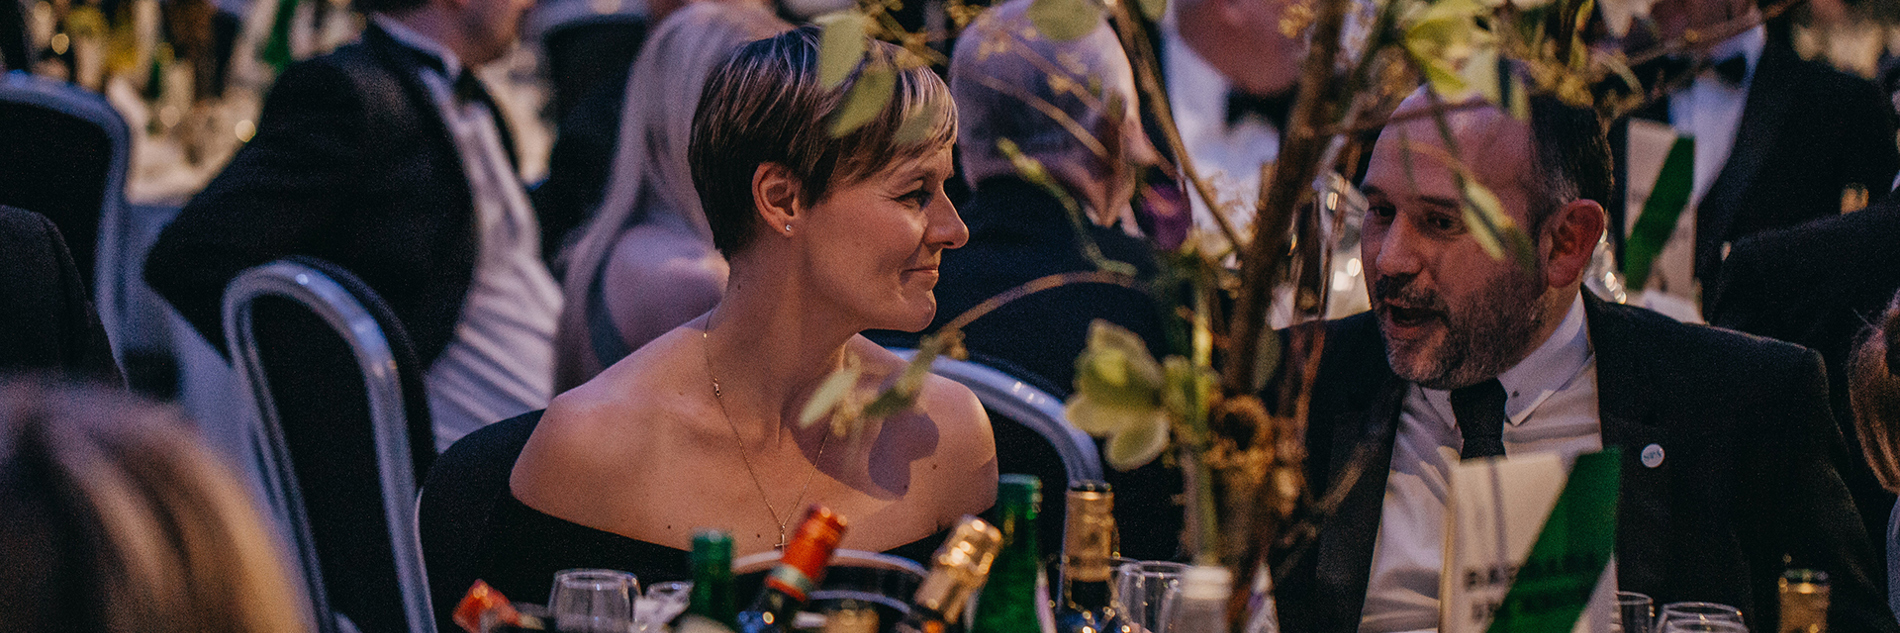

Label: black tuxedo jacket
[1274,294,1898,633]
[1710,199,1900,567]
[145,23,519,365]
[1609,41,1899,310]
[0,205,120,383]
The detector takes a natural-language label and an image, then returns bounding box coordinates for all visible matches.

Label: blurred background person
[0,378,309,633]
[145,0,556,451]
[1714,194,1900,573]
[1606,0,1897,320]
[1848,291,1900,618]
[894,0,1180,561]
[0,206,120,383]
[553,1,787,391]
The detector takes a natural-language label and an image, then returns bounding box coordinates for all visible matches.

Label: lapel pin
[1641,444,1665,468]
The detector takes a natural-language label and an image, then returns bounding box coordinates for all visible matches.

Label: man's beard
[1373,268,1549,391]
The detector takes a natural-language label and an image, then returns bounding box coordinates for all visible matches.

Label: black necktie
[1451,378,1508,460]
[1224,88,1295,130]
[408,46,499,110]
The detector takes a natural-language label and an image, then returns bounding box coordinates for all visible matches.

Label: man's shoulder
[1592,297,1819,380]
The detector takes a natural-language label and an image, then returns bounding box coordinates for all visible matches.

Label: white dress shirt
[1636,25,1765,307]
[1160,22,1281,236]
[1360,295,1602,633]
[374,17,563,451]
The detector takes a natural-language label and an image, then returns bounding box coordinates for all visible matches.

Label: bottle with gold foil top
[1779,569,1830,633]
[1056,481,1127,633]
[899,516,1005,633]
[737,506,849,633]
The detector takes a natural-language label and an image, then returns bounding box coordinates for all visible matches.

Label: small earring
[784,224,793,234]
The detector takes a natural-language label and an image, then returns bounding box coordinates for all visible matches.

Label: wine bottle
[898,515,1005,633]
[688,529,738,628]
[1169,566,1234,633]
[972,474,1052,633]
[1055,481,1126,633]
[736,505,849,633]
[1779,569,1830,633]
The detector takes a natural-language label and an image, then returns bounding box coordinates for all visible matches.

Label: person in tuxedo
[1607,0,1898,316]
[0,205,119,383]
[1710,197,1900,574]
[1271,88,1896,633]
[892,0,1180,561]
[144,0,555,451]
[1153,0,1304,233]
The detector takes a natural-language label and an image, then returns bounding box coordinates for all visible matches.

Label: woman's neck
[701,257,862,433]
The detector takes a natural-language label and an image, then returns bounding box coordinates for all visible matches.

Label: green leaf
[1027,0,1100,42]
[817,11,867,89]
[798,361,864,428]
[829,63,896,136]
[1104,410,1170,471]
[1463,44,1502,105]
[1461,177,1508,260]
[893,97,942,145]
[1137,0,1166,21]
[1508,73,1530,120]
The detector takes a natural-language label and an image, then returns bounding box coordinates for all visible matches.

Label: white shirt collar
[372,14,465,78]
[1423,293,1592,427]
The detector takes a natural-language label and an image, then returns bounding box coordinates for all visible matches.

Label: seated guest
[144,0,557,451]
[1272,88,1896,633]
[892,0,1167,394]
[1711,198,1900,575]
[0,378,308,633]
[1847,292,1900,619]
[886,0,1179,561]
[553,2,788,391]
[481,27,994,593]
[0,206,119,383]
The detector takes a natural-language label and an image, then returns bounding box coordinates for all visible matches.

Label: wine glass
[1114,561,1190,633]
[549,569,639,633]
[1657,602,1744,633]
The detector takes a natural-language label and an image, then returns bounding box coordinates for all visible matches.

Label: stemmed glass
[1114,561,1190,633]
[549,569,640,633]
[1657,602,1745,633]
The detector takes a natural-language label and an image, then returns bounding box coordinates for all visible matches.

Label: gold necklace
[703,326,829,549]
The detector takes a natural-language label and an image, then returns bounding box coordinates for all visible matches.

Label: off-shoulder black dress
[418,410,955,633]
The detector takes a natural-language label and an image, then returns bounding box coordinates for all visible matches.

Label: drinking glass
[1115,561,1190,633]
[1617,591,1656,633]
[636,581,693,631]
[1657,602,1744,633]
[1660,619,1748,633]
[550,569,639,633]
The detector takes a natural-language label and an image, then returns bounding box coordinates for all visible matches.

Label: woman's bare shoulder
[849,339,998,513]
[512,332,702,513]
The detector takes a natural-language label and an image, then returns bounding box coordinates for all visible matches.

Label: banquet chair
[223,257,437,633]
[0,70,133,358]
[888,348,1101,566]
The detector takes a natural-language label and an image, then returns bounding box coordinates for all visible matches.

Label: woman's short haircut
[689,26,958,256]
[0,378,310,633]
[1850,290,1900,494]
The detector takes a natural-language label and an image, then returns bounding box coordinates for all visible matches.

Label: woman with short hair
[466,26,994,590]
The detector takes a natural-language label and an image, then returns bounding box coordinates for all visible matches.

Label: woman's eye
[902,189,932,208]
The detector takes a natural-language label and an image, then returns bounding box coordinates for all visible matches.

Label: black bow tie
[407,45,495,107]
[1225,88,1295,129]
[1631,53,1749,93]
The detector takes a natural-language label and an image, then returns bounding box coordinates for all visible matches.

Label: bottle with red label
[735,505,849,633]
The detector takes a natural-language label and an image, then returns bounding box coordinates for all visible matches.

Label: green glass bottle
[972,474,1051,633]
[687,530,737,628]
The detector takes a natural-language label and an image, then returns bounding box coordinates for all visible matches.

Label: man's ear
[752,162,801,236]
[1542,199,1607,288]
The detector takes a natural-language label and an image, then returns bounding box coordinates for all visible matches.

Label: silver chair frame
[0,70,133,365]
[889,349,1103,484]
[222,260,436,633]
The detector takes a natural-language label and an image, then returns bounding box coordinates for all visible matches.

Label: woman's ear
[752,163,801,237]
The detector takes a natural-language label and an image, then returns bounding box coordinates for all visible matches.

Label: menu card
[1441,450,1621,633]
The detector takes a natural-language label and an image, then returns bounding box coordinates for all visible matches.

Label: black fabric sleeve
[142,59,372,354]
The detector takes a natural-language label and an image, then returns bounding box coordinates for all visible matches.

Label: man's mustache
[1372,276,1448,314]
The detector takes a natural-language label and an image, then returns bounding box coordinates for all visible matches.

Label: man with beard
[1269,88,1898,633]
